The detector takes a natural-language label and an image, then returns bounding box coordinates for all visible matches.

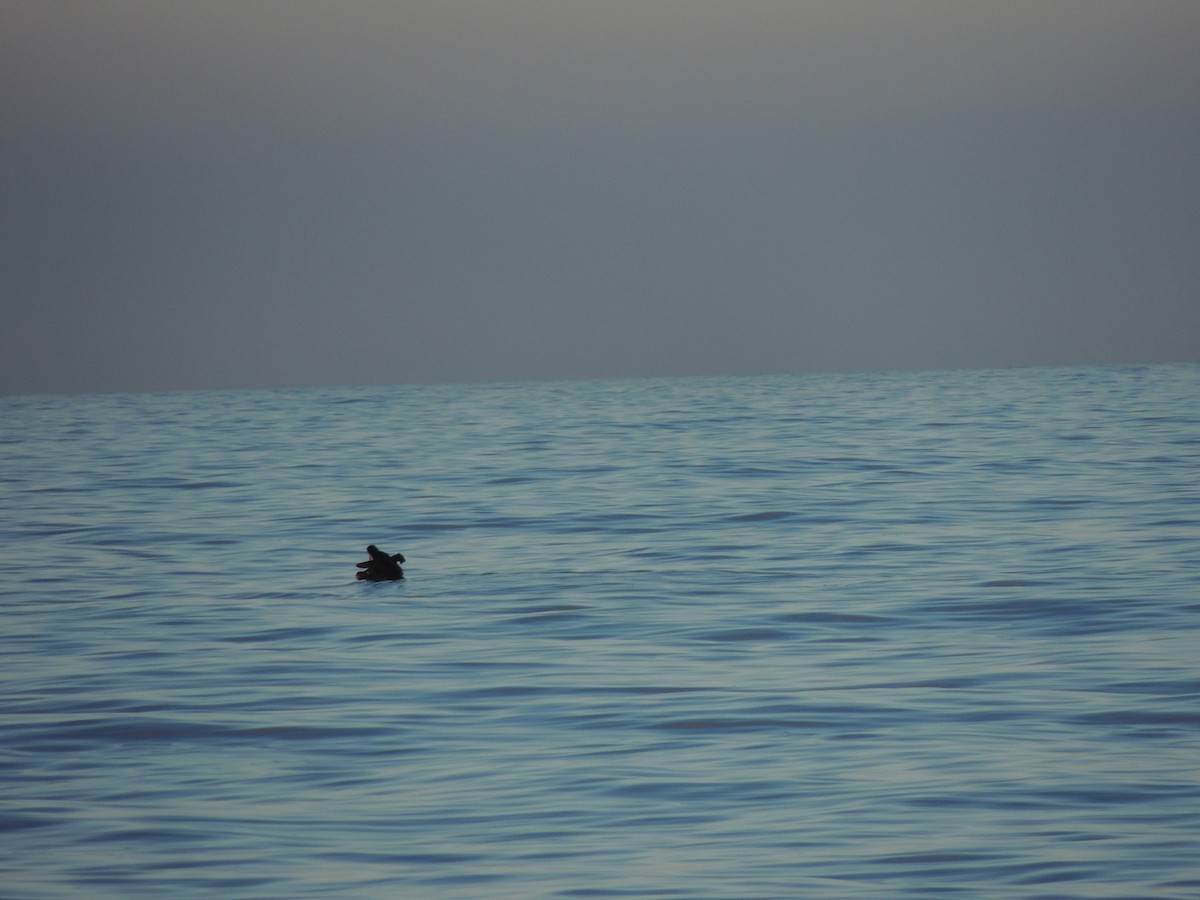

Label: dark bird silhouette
[356,544,405,581]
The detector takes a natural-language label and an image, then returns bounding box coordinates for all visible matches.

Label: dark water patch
[773,610,893,626]
[559,878,712,896]
[345,630,427,644]
[978,578,1050,588]
[853,540,932,554]
[72,871,282,892]
[728,510,795,523]
[223,626,336,643]
[17,717,395,750]
[402,519,472,532]
[1026,496,1094,508]
[586,685,714,697]
[319,850,480,865]
[510,603,589,614]
[0,812,57,832]
[230,724,395,741]
[1100,677,1200,696]
[873,850,1010,867]
[1073,709,1200,728]
[917,595,1124,635]
[655,717,834,732]
[24,717,234,748]
[85,827,213,845]
[697,627,793,643]
[1037,785,1191,806]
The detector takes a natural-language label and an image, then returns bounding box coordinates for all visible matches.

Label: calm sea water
[2,364,1198,898]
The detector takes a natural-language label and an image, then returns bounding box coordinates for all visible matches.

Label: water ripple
[2,364,1198,896]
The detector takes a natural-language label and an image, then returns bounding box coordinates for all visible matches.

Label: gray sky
[3,0,1198,395]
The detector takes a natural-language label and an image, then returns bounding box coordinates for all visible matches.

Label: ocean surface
[2,363,1198,898]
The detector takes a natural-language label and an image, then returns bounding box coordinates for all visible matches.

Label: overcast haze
[3,1,1198,395]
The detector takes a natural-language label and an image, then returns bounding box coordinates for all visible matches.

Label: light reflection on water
[2,364,1199,897]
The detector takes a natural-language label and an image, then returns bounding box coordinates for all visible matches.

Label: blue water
[2,364,1199,897]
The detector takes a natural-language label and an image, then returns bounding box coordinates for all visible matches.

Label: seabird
[356,544,405,581]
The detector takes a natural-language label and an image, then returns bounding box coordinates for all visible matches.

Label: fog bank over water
[4,2,1197,395]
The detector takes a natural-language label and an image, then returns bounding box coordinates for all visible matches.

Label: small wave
[698,627,792,642]
[223,626,335,643]
[727,510,793,523]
